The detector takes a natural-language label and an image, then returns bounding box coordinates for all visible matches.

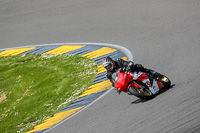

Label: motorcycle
[112,68,171,100]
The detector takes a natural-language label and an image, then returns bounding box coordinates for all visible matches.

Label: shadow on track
[131,99,148,104]
[158,84,175,95]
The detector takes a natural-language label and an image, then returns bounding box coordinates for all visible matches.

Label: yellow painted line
[27,106,84,133]
[97,64,107,74]
[121,57,127,61]
[78,80,112,98]
[0,47,35,56]
[44,45,85,55]
[81,47,117,59]
[23,45,125,133]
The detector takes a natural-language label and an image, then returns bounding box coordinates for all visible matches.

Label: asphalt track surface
[0,0,200,133]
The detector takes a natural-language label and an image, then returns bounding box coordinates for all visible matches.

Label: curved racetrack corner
[0,43,132,133]
[0,0,200,133]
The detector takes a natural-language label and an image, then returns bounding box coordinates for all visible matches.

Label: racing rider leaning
[102,56,156,94]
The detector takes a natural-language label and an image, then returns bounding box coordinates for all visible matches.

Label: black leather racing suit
[106,58,153,88]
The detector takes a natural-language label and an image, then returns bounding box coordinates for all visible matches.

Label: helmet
[103,56,114,71]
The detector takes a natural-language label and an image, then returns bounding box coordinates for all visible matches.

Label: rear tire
[156,75,171,88]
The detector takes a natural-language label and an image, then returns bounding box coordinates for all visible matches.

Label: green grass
[0,54,97,133]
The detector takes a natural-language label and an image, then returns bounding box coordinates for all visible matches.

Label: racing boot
[145,69,156,76]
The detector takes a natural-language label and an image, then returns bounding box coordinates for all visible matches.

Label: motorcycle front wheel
[129,84,154,100]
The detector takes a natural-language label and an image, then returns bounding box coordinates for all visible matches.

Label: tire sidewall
[129,86,155,100]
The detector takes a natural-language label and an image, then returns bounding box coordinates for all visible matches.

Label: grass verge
[0,54,97,133]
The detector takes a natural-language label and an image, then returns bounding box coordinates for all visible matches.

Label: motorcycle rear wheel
[156,75,171,88]
[129,84,154,100]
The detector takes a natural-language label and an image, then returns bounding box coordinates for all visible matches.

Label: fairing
[113,70,165,94]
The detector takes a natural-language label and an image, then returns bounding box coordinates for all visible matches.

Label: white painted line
[44,87,113,133]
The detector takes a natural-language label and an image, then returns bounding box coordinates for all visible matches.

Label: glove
[120,66,126,73]
[126,62,134,72]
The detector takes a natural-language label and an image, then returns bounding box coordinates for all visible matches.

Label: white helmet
[103,56,114,71]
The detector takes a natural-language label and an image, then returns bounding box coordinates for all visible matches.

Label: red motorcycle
[112,68,171,100]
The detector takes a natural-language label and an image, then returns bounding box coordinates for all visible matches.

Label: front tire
[129,84,154,100]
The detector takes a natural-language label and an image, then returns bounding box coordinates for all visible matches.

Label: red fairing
[128,82,140,89]
[136,73,148,82]
[115,72,127,92]
[127,72,134,81]
[156,81,164,90]
[115,71,134,92]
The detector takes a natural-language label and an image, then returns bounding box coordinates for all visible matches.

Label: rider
[102,56,156,93]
